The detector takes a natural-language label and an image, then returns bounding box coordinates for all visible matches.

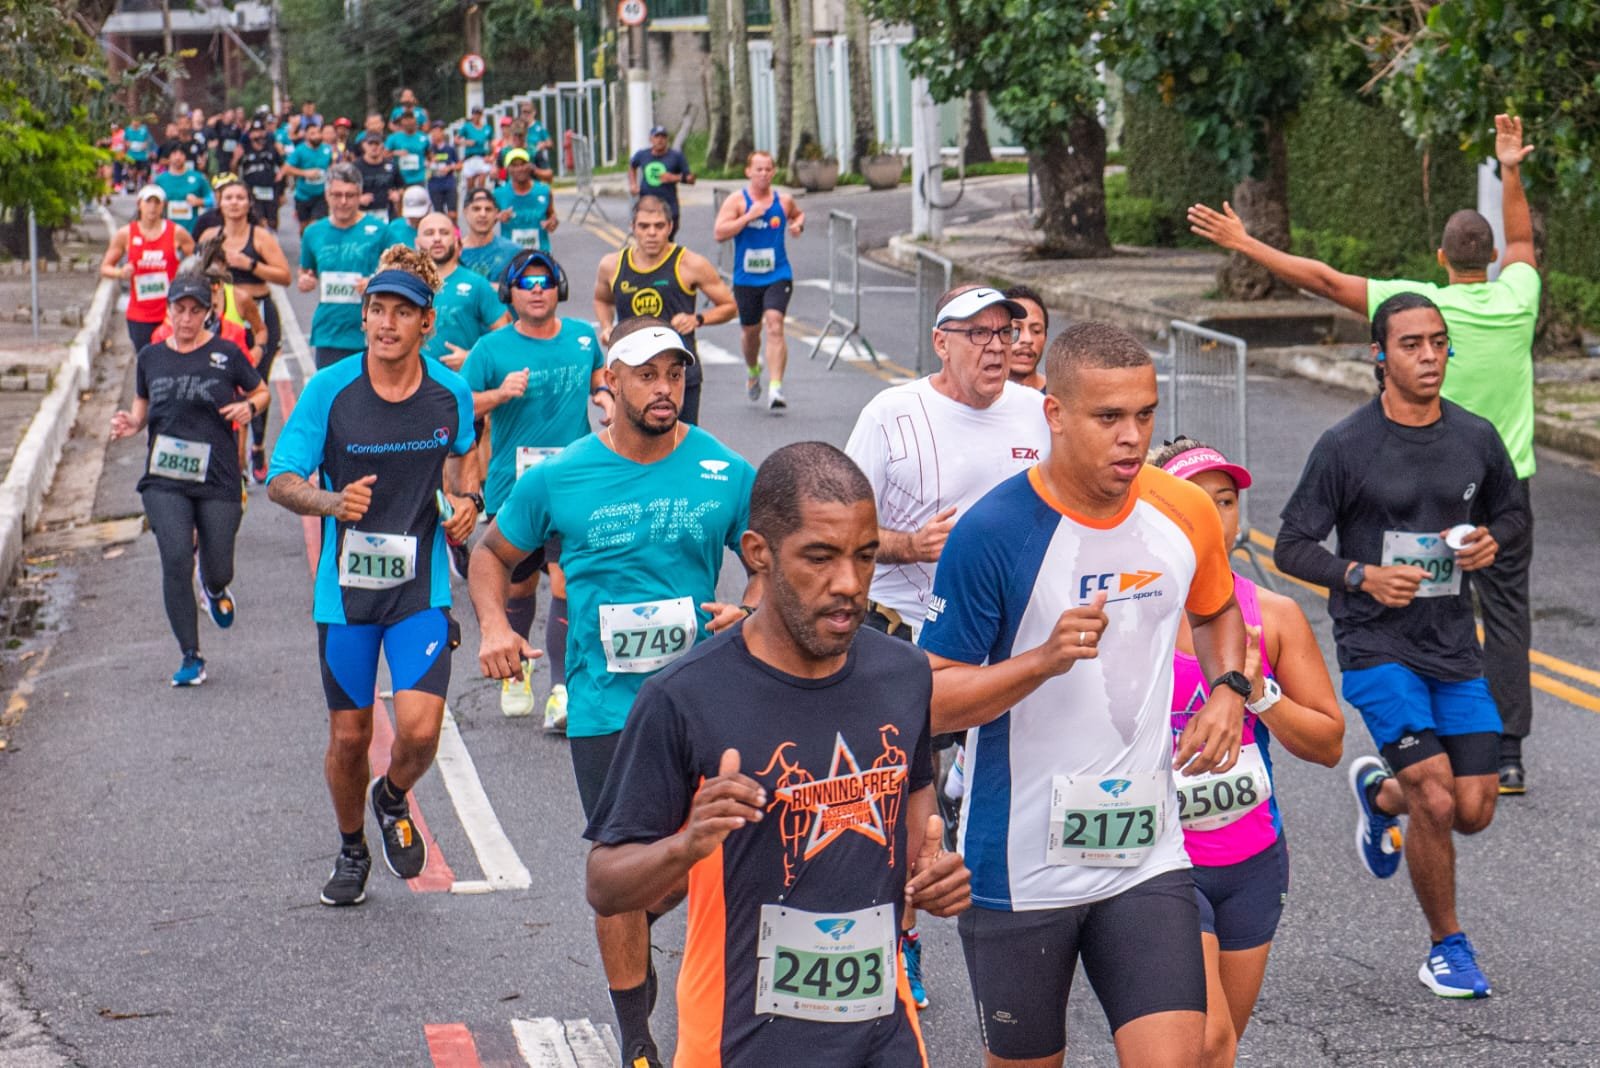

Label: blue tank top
[731,190,792,286]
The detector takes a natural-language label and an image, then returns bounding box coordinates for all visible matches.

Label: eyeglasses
[938,324,1020,347]
[511,274,556,292]
[325,190,360,200]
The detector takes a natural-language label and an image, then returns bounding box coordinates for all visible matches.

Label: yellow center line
[1242,528,1600,706]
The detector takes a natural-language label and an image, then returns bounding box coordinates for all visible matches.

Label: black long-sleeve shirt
[1276,398,1528,680]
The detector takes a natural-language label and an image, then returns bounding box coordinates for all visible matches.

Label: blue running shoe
[171,653,206,687]
[902,930,929,1010]
[1349,755,1403,879]
[200,584,235,629]
[1419,933,1492,998]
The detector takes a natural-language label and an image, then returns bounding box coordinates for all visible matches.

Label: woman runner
[100,185,195,352]
[111,268,268,687]
[199,178,290,482]
[1154,436,1345,1068]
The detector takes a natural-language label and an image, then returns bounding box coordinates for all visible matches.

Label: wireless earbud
[1447,346,1456,359]
[1375,350,1386,363]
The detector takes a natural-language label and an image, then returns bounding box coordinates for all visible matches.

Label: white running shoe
[501,661,535,717]
[767,383,787,411]
[543,683,569,734]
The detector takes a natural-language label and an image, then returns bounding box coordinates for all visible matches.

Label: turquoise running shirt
[423,266,506,365]
[299,215,387,350]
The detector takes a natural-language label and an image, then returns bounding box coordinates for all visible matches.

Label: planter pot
[862,154,903,190]
[794,158,839,192]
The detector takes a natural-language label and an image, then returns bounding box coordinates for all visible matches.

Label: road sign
[618,0,647,26]
[459,53,486,80]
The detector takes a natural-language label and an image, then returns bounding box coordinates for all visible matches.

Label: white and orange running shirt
[844,378,1050,633]
[919,464,1236,910]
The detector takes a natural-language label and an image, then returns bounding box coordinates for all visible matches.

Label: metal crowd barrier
[1164,320,1272,587]
[805,210,879,370]
[711,186,733,280]
[912,249,952,375]
[567,134,609,226]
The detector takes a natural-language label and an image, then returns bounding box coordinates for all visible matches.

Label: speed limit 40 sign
[618,0,647,26]
[459,53,486,80]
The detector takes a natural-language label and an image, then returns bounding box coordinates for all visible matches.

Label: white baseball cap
[137,184,166,203]
[401,186,431,219]
[607,325,696,368]
[934,286,1026,327]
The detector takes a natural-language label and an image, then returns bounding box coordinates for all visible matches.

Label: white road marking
[436,705,534,891]
[270,282,315,381]
[513,1018,617,1068]
[692,338,745,366]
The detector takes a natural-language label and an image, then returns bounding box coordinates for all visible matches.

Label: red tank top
[126,221,181,324]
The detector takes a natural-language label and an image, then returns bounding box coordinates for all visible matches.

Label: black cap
[167,276,214,308]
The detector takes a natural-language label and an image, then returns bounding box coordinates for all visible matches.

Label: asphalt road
[0,181,1597,1067]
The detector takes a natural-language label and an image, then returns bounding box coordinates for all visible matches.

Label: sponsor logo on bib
[1099,779,1133,798]
[815,918,857,940]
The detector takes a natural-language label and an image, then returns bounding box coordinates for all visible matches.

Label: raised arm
[1188,201,1368,315]
[1494,113,1537,269]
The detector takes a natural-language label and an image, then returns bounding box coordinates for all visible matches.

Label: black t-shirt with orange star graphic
[586,623,935,1068]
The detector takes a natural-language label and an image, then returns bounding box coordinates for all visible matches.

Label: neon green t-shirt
[1367,262,1540,478]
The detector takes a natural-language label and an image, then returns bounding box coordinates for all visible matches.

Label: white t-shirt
[844,377,1050,631]
[919,465,1236,909]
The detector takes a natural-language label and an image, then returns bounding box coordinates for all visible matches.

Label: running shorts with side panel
[1341,662,1500,775]
[317,607,456,711]
[1193,836,1288,951]
[733,280,793,327]
[957,869,1205,1059]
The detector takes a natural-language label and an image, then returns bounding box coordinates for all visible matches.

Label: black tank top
[611,244,702,382]
[227,225,265,287]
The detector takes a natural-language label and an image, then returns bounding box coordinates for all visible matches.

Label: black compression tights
[250,294,282,449]
[142,489,242,655]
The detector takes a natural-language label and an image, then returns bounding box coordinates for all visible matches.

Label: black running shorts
[957,869,1205,1059]
[570,730,623,822]
[1193,836,1289,951]
[733,280,794,327]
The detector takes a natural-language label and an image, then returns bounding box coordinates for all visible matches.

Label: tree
[864,0,1110,256]
[964,91,993,166]
[768,0,793,166]
[844,0,874,171]
[788,0,821,163]
[0,0,122,256]
[1108,0,1345,298]
[725,0,756,169]
[705,0,732,168]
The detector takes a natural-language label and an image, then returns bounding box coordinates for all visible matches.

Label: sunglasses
[511,274,556,292]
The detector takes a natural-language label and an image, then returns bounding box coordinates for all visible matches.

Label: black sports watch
[1345,562,1367,591]
[1211,671,1253,700]
[464,491,485,513]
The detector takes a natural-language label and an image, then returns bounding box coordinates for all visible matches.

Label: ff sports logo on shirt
[758,726,910,886]
[1077,570,1164,604]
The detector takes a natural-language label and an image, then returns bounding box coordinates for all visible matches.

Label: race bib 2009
[1381,530,1461,598]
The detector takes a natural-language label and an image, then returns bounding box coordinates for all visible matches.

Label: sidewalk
[0,210,118,591]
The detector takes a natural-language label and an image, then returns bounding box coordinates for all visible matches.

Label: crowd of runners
[95,93,1547,1067]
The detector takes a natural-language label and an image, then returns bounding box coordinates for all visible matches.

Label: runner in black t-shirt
[235,123,283,230]
[355,134,401,220]
[109,274,267,688]
[587,441,970,1068]
[1276,292,1528,1001]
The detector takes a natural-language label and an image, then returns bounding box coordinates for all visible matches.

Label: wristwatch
[464,491,485,513]
[1345,562,1367,591]
[1246,676,1283,716]
[1211,671,1253,700]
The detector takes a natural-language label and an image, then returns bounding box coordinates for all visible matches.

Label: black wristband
[738,604,756,617]
[592,385,614,397]
[1211,671,1252,700]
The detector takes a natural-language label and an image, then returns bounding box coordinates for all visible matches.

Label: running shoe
[1418,932,1492,999]
[543,683,569,733]
[502,662,536,718]
[199,584,236,629]
[1498,760,1526,796]
[250,447,269,485]
[1349,755,1403,879]
[448,539,471,582]
[319,847,371,907]
[170,653,206,687]
[624,1043,663,1068]
[369,777,427,879]
[902,931,929,1009]
[745,367,762,402]
[767,383,787,411]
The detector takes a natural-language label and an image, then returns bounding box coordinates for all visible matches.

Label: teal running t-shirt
[386,131,431,186]
[287,141,333,202]
[423,266,506,364]
[155,169,213,234]
[495,429,755,737]
[493,182,553,251]
[383,216,420,252]
[299,215,387,349]
[461,319,602,512]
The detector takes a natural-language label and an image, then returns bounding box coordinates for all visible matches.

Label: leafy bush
[1547,272,1600,332]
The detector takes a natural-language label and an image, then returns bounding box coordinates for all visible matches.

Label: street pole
[626,23,651,155]
[1478,160,1504,282]
[464,4,485,114]
[161,0,182,112]
[269,0,288,113]
[911,76,943,241]
[28,209,39,342]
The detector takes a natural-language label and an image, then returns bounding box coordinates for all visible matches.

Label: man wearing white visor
[842,282,1053,1007]
[468,316,761,1068]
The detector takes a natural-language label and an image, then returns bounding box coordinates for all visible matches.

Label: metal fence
[456,78,616,179]
[805,210,878,370]
[711,186,733,280]
[567,134,609,225]
[912,248,952,375]
[1163,320,1272,586]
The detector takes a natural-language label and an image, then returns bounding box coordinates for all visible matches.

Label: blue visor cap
[365,269,434,309]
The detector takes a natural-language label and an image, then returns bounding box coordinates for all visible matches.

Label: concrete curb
[0,207,118,588]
